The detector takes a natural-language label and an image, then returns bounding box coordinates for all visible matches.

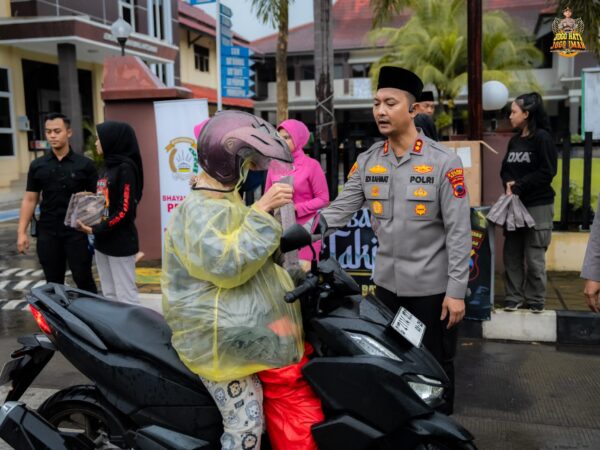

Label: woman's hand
[506,181,516,195]
[255,183,293,213]
[77,220,93,235]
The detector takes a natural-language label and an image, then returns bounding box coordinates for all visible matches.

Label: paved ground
[454,339,600,450]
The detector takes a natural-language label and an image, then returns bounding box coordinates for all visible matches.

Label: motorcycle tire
[37,384,130,449]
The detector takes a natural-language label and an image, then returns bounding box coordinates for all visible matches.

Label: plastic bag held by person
[161,189,304,382]
[259,343,324,450]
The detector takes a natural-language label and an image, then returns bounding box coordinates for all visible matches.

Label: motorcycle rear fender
[0,402,94,450]
[409,411,474,442]
[302,356,431,433]
[2,334,55,402]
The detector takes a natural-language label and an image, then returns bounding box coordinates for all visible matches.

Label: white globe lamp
[482,80,509,111]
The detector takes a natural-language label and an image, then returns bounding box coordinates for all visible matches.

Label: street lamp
[482,81,509,111]
[111,18,133,57]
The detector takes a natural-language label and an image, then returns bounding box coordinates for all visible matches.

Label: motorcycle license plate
[391,307,426,348]
[0,356,25,386]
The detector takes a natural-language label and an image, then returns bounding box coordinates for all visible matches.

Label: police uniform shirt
[26,149,98,232]
[321,134,471,298]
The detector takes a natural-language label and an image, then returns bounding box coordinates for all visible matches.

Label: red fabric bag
[259,343,324,450]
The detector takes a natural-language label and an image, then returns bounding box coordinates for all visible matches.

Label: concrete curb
[460,309,600,346]
[139,293,162,314]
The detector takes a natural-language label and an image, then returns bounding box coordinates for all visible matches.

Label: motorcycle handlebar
[284,274,319,303]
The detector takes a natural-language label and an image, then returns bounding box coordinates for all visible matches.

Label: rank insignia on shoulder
[372,201,384,215]
[446,168,468,198]
[413,187,428,197]
[368,164,388,174]
[413,164,433,174]
[348,162,358,179]
[371,186,380,197]
[412,139,423,154]
[415,204,427,216]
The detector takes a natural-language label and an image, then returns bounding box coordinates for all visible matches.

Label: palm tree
[556,0,600,58]
[251,0,293,123]
[369,0,543,114]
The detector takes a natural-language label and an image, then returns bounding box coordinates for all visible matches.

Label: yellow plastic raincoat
[162,189,304,382]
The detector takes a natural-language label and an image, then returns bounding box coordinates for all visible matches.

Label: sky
[191,0,317,41]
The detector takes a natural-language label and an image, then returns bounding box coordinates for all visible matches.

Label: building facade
[0,0,254,189]
[251,0,599,142]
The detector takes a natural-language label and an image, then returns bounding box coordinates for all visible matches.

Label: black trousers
[36,227,97,293]
[376,286,458,415]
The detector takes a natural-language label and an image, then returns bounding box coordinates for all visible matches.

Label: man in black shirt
[17,113,98,293]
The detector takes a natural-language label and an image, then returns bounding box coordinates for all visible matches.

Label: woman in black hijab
[78,121,144,304]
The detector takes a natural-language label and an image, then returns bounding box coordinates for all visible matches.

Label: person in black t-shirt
[17,113,98,293]
[501,92,557,313]
[77,121,143,304]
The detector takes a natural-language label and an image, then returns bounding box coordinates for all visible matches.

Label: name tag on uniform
[391,307,426,348]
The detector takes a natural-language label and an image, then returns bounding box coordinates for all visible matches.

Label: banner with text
[154,98,209,250]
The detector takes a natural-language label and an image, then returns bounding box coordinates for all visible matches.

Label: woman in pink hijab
[265,119,329,263]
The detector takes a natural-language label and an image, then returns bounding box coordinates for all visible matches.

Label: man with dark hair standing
[17,113,98,293]
[320,66,471,414]
[414,90,436,116]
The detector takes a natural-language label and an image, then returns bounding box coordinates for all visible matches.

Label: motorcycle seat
[68,296,198,381]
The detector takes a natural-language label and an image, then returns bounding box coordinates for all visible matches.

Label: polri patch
[409,175,435,184]
[371,186,380,197]
[413,164,433,174]
[446,168,467,198]
[415,204,427,216]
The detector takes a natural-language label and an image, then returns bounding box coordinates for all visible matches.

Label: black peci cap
[419,91,434,102]
[377,66,424,100]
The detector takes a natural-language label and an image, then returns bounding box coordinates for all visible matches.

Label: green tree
[251,0,293,123]
[369,0,543,111]
[556,0,600,59]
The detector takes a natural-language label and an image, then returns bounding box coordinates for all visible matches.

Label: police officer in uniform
[17,113,98,293]
[320,67,471,413]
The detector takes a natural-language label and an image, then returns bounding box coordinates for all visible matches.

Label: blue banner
[188,0,215,4]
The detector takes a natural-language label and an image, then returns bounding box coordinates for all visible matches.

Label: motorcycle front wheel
[37,384,129,449]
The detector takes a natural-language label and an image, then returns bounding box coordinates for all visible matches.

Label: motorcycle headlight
[405,374,444,405]
[346,332,402,362]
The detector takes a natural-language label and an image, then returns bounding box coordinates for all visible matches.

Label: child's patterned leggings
[200,375,264,450]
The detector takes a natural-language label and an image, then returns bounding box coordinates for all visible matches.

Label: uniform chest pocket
[405,184,439,221]
[365,183,392,220]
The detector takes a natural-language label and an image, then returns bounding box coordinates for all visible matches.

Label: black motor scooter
[0,225,476,449]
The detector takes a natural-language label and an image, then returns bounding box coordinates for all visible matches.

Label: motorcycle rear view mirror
[280,224,313,253]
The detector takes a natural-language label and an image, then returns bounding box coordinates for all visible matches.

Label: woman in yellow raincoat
[162,111,304,450]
